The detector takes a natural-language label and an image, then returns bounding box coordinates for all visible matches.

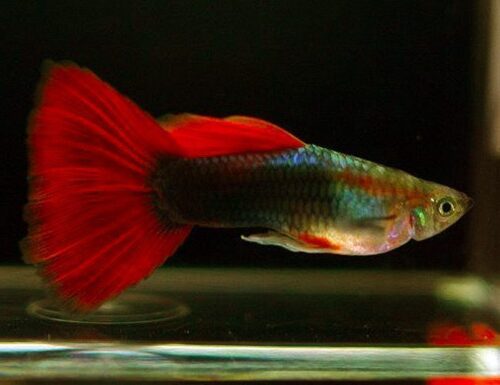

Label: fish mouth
[461,195,474,213]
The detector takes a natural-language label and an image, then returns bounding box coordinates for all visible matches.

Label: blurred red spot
[429,378,500,385]
[471,323,499,343]
[428,321,499,346]
[427,322,499,385]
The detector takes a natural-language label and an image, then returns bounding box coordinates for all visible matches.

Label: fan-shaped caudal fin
[24,62,191,311]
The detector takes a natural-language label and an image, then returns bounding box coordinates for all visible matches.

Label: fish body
[153,144,469,255]
[24,63,472,310]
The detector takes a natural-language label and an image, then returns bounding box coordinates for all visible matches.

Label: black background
[0,1,476,270]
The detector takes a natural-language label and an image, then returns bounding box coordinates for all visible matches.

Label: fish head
[410,183,473,241]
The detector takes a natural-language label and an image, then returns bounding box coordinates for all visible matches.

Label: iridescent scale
[153,145,424,235]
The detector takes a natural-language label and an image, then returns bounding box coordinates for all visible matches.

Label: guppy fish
[24,63,472,310]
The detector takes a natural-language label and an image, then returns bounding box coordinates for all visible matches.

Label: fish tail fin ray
[24,62,191,311]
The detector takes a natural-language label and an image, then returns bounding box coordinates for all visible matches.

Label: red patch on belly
[299,234,340,250]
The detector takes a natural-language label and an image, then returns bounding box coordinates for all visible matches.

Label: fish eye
[437,197,455,217]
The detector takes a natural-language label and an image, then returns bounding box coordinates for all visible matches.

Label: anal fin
[241,231,340,254]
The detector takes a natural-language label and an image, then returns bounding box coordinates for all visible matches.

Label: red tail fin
[25,63,192,310]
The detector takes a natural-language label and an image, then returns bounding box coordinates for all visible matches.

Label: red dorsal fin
[158,114,304,158]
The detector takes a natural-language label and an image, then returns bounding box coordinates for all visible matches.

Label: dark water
[0,1,478,271]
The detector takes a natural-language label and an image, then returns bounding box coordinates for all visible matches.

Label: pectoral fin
[241,231,340,254]
[349,214,397,233]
